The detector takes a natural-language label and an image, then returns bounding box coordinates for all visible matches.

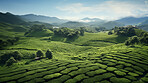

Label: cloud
[56,3,91,13]
[57,0,148,20]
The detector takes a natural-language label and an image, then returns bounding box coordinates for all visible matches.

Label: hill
[99,21,124,29]
[0,23,27,40]
[0,32,148,83]
[60,21,85,28]
[0,12,26,24]
[20,14,68,24]
[116,16,148,25]
[138,20,148,31]
[0,12,148,83]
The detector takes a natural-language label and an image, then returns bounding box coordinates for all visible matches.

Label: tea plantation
[0,43,148,83]
[0,24,148,83]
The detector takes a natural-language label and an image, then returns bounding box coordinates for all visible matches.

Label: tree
[36,50,44,57]
[12,51,22,60]
[108,31,113,35]
[5,57,17,66]
[125,40,130,46]
[45,49,52,59]
[80,27,85,36]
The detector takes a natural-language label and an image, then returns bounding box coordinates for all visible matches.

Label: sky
[0,0,148,21]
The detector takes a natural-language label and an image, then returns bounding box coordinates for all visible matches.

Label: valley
[0,12,148,83]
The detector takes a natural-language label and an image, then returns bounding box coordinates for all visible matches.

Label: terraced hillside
[0,44,148,83]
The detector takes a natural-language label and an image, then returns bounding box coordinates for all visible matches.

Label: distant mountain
[60,21,85,28]
[0,12,26,24]
[81,17,104,22]
[99,21,124,29]
[139,19,148,25]
[20,14,68,24]
[138,20,148,31]
[80,17,106,28]
[116,16,148,25]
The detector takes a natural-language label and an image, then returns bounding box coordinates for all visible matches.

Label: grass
[70,32,128,47]
[0,25,148,83]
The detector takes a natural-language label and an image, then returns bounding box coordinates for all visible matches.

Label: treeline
[0,37,19,49]
[53,27,85,38]
[108,25,138,37]
[24,25,52,36]
[0,49,53,66]
[108,25,148,45]
[125,33,148,46]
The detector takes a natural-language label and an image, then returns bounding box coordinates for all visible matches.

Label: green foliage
[5,57,16,66]
[24,24,53,37]
[86,69,106,76]
[112,25,137,37]
[0,37,20,49]
[53,27,81,39]
[114,70,126,76]
[12,51,22,60]
[43,73,62,80]
[110,77,131,83]
[0,51,22,65]
[79,27,85,36]
[95,27,106,32]
[141,77,148,82]
[36,50,44,57]
[45,49,52,59]
[108,31,113,35]
[128,72,139,77]
[125,32,148,45]
[106,67,117,71]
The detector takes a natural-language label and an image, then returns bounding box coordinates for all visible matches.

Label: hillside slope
[0,12,26,24]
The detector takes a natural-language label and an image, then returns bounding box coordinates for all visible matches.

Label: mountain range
[0,12,148,30]
[20,14,67,24]
[116,16,148,25]
[0,12,26,24]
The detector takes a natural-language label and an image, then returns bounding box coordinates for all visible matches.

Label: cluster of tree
[0,37,19,49]
[125,32,148,46]
[0,51,22,66]
[108,25,138,37]
[24,25,45,36]
[36,49,52,59]
[53,27,85,38]
[95,27,106,32]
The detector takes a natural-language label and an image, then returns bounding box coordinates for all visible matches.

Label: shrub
[108,31,113,35]
[45,49,52,59]
[106,67,117,71]
[43,73,62,80]
[141,77,148,82]
[0,51,22,65]
[36,50,44,57]
[114,70,126,76]
[12,51,22,60]
[110,77,131,83]
[5,57,17,66]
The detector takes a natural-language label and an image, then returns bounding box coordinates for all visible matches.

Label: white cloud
[56,3,91,13]
[57,1,148,20]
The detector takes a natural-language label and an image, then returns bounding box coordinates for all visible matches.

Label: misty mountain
[20,14,68,24]
[81,17,106,25]
[99,21,124,29]
[60,21,85,28]
[139,19,148,25]
[81,17,104,22]
[138,20,148,31]
[116,16,148,25]
[0,12,26,24]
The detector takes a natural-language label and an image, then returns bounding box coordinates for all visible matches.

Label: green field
[0,24,148,83]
